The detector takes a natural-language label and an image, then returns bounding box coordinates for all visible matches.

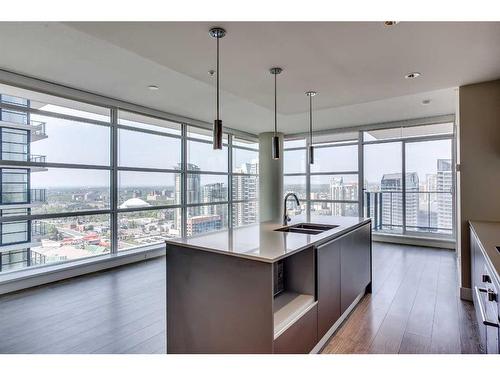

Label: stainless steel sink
[274,222,339,235]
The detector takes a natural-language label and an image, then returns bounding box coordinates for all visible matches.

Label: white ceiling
[0,22,498,134]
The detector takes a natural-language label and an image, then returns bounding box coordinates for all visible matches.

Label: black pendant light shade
[306,91,317,165]
[272,134,280,159]
[209,27,226,150]
[270,67,283,160]
[213,119,223,150]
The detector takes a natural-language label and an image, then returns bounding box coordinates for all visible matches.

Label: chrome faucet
[283,193,300,225]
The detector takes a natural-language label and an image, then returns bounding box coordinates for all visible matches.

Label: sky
[26,105,451,190]
[29,106,258,188]
[285,138,452,187]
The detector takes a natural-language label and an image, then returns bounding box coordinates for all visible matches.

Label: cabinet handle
[487,289,497,302]
[482,274,491,283]
[475,287,500,328]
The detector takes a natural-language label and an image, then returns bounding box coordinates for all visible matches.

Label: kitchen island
[165,216,372,354]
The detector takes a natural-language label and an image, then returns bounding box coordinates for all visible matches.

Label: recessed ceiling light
[208,70,216,77]
[405,72,421,79]
[147,85,159,90]
[422,99,431,105]
[384,21,399,27]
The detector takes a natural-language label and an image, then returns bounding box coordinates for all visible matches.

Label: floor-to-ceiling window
[283,139,308,217]
[309,133,360,218]
[0,88,112,272]
[0,82,259,274]
[363,122,455,238]
[116,111,182,250]
[284,121,455,240]
[283,132,361,219]
[231,137,259,227]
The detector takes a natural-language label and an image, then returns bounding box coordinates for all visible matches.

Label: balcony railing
[0,189,47,205]
[364,190,453,235]
[0,152,46,163]
[31,221,48,238]
[0,249,46,271]
[31,121,46,137]
[0,107,47,136]
[31,250,47,266]
[30,188,47,203]
[30,154,47,163]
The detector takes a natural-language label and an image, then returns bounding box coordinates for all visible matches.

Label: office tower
[0,94,47,271]
[426,173,437,192]
[329,177,357,216]
[202,182,228,227]
[232,160,258,226]
[175,163,202,207]
[380,172,419,230]
[174,163,202,232]
[437,159,453,232]
[419,173,438,227]
[414,173,439,230]
[202,182,227,204]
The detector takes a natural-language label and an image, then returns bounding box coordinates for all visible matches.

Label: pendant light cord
[309,95,313,144]
[274,73,277,135]
[216,35,220,121]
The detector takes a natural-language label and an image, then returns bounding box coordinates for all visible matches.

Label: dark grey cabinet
[340,224,371,314]
[273,304,318,354]
[317,222,372,343]
[317,238,341,339]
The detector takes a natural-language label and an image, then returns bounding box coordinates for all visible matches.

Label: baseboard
[460,287,473,301]
[0,245,165,295]
[310,290,365,354]
[373,234,455,250]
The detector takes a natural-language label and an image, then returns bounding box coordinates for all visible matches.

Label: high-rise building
[202,182,227,203]
[416,173,438,230]
[329,177,358,216]
[174,163,202,231]
[232,160,258,226]
[202,182,228,227]
[0,94,48,271]
[437,159,453,232]
[426,173,437,192]
[380,172,419,230]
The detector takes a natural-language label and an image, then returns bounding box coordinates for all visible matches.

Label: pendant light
[270,67,283,159]
[209,27,226,150]
[305,91,317,164]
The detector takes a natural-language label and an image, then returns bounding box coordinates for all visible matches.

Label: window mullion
[110,108,118,254]
[228,135,233,230]
[181,124,187,238]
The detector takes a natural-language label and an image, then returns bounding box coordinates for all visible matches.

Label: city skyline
[0,94,260,272]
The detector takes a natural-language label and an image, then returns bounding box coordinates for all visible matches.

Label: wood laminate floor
[0,243,481,354]
[322,243,482,354]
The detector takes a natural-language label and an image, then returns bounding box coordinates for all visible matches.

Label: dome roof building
[119,197,151,209]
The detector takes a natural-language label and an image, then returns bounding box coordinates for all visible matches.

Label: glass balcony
[364,191,453,237]
[1,189,47,205]
[0,249,47,272]
[31,220,48,238]
[31,121,46,136]
[30,154,46,163]
[30,188,47,203]
[30,249,47,266]
[2,153,47,163]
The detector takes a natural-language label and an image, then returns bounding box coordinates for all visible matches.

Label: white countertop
[469,221,500,282]
[166,216,371,263]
